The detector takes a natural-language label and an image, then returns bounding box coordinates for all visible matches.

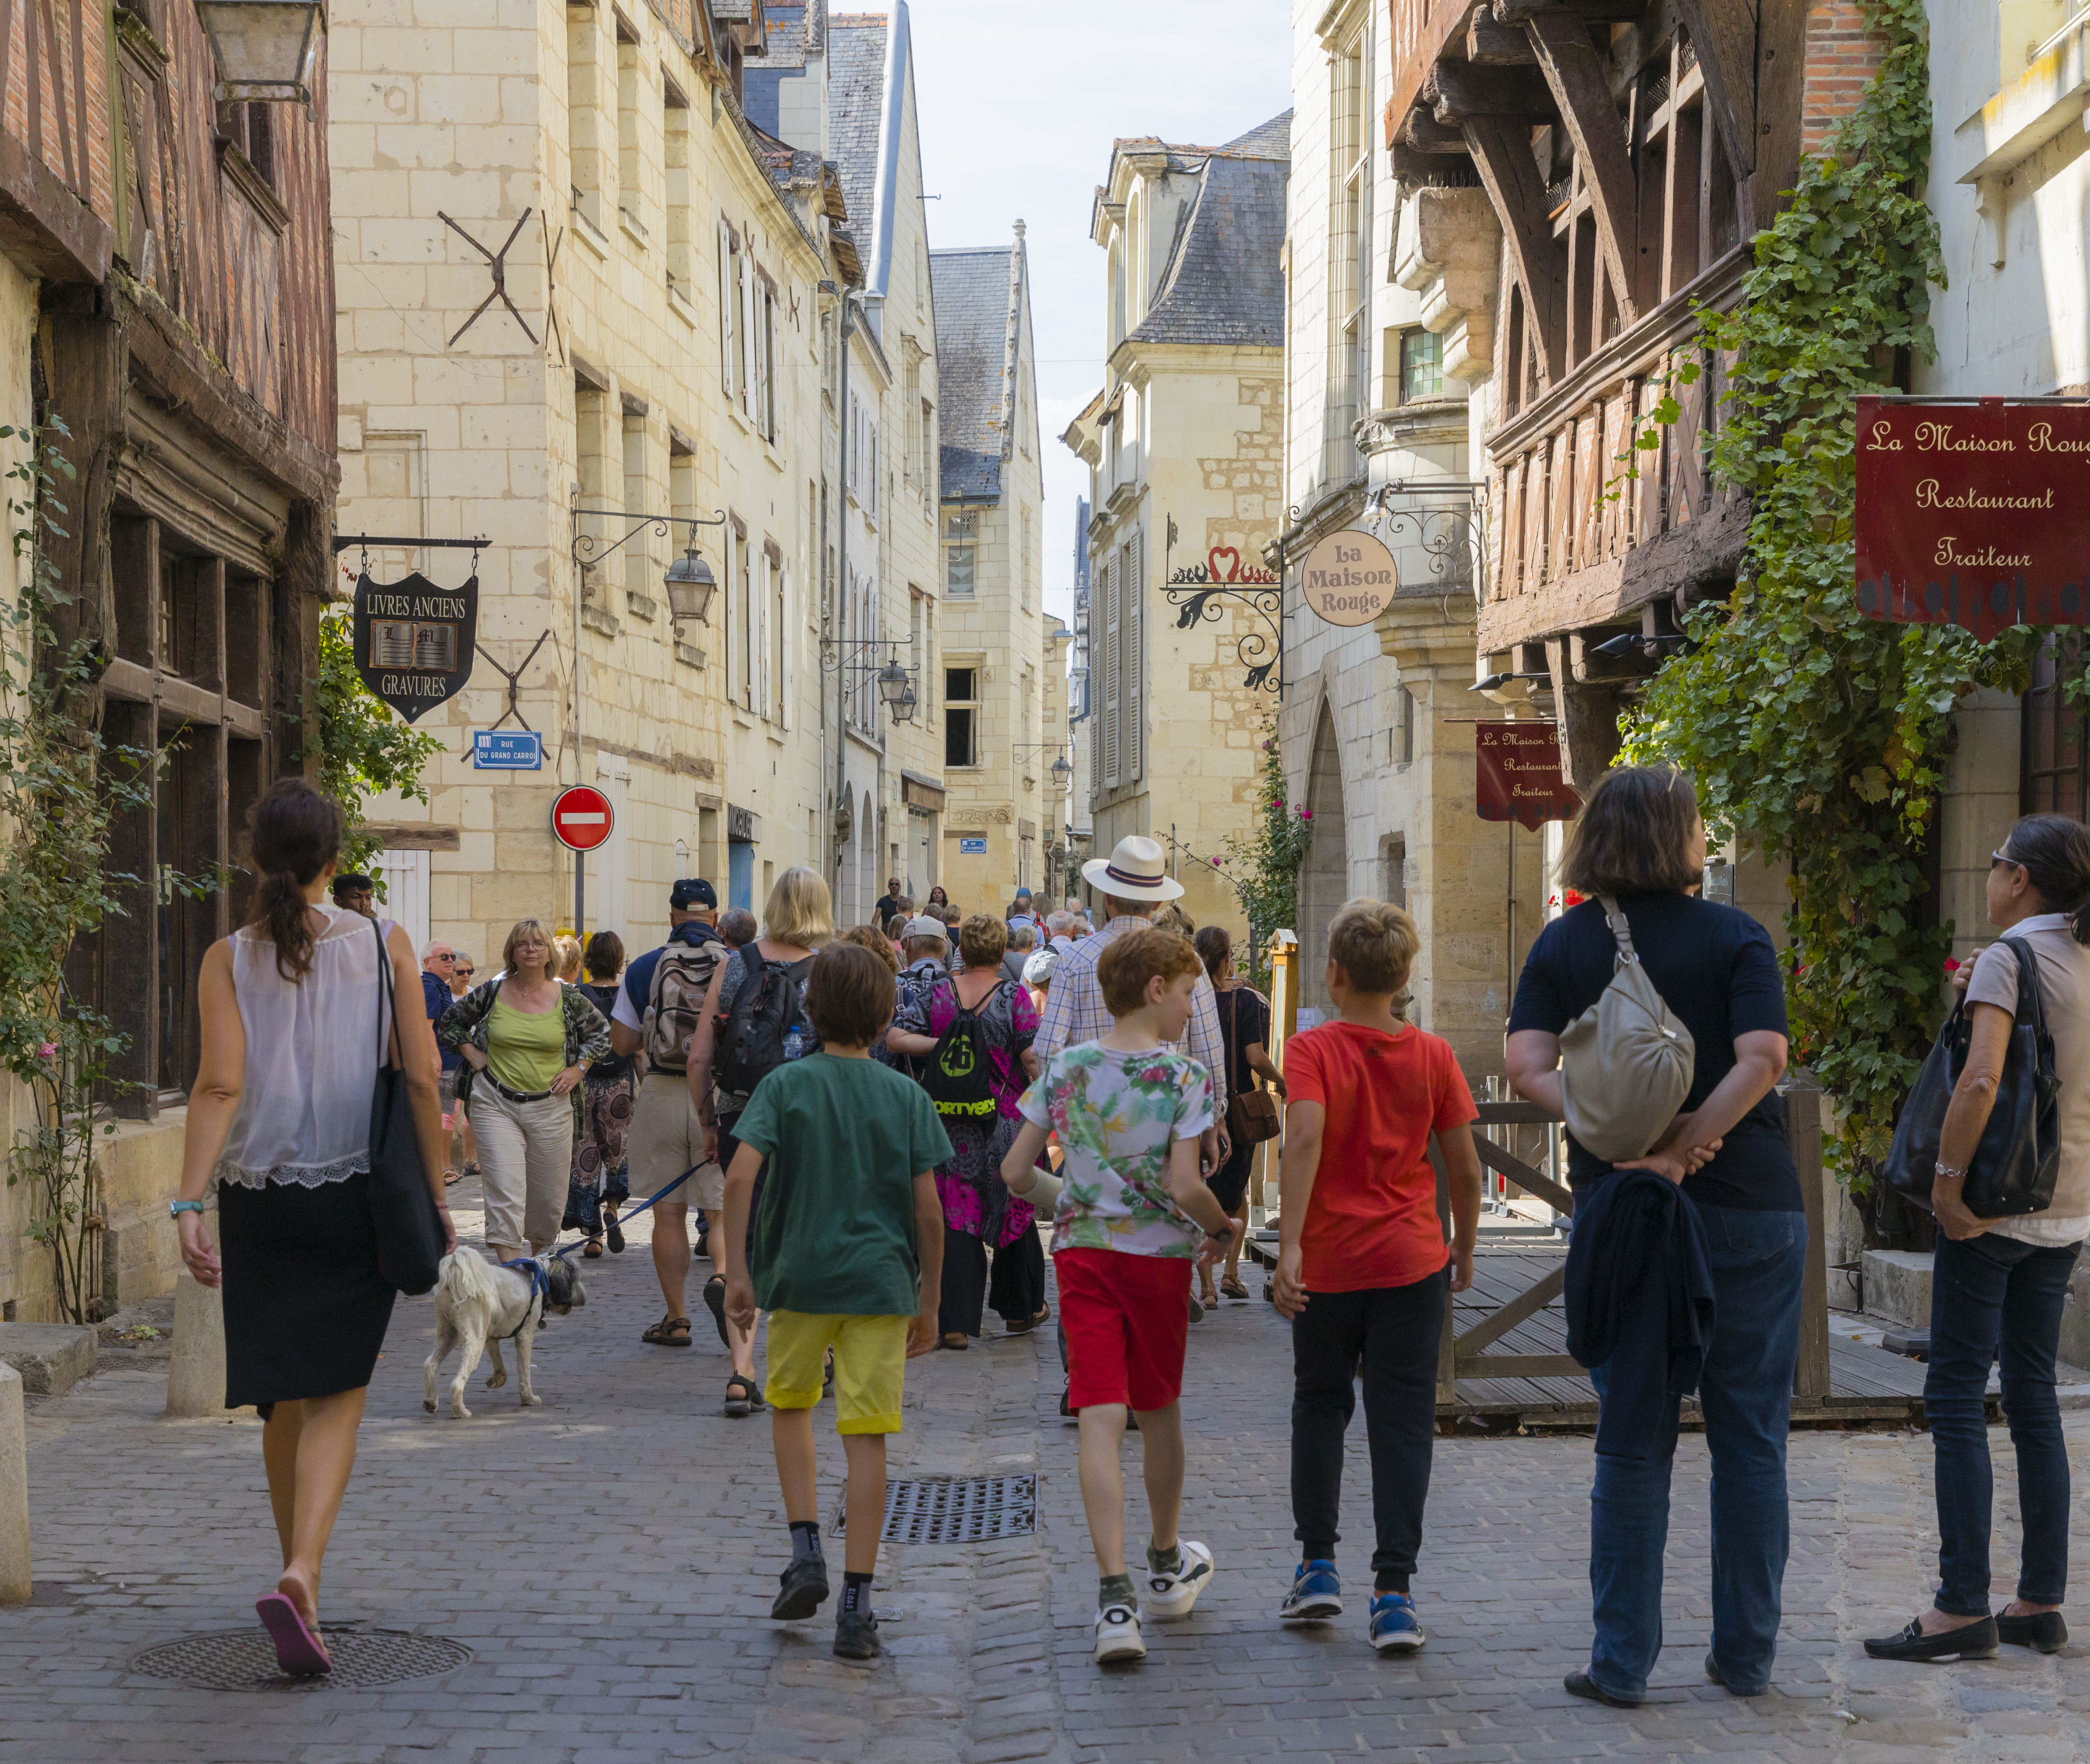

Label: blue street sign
[474,730,543,770]
[959,837,987,856]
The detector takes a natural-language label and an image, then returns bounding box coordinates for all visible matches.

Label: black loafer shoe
[834,1609,881,1660]
[1862,1615,1998,1661]
[1997,1610,2068,1653]
[1564,1669,1641,1708]
[770,1554,830,1621]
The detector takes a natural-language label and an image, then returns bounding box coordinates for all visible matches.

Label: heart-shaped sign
[1208,545,1242,584]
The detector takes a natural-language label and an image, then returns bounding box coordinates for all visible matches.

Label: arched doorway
[857,789,876,926]
[1299,702,1349,1011]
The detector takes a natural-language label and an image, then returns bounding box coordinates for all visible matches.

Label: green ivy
[300,606,443,878]
[1621,0,2032,1238]
[1219,723,1314,990]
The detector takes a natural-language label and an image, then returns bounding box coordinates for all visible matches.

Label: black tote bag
[1885,935,2062,1218]
[367,920,446,1293]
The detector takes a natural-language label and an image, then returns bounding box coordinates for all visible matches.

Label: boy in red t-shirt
[1271,898,1482,1653]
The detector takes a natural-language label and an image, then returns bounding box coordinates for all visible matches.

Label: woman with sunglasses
[447,954,481,1181]
[1867,816,2090,1663]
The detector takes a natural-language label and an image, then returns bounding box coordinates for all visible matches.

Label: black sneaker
[834,1608,880,1660]
[771,1554,830,1620]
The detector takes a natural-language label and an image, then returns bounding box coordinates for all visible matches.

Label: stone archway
[1299,701,1349,1011]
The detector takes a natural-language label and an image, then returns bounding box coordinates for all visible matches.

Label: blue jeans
[1925,1231,2081,1616]
[1587,1203,1806,1700]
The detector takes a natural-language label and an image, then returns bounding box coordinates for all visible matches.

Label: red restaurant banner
[1475,723,1581,829]
[1854,394,2090,640]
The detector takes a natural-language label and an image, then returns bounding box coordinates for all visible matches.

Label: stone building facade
[932,225,1053,910]
[1061,115,1293,945]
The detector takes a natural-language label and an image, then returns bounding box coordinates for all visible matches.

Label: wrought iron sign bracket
[1161,512,1285,696]
[474,631,553,733]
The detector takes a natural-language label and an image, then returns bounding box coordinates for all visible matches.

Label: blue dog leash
[544,1161,701,1263]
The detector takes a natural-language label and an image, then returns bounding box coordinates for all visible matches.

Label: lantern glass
[195,0,325,103]
[875,661,909,705]
[891,684,919,724]
[663,549,716,624]
[1051,755,1072,785]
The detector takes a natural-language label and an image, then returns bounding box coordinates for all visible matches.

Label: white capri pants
[471,1083,574,1249]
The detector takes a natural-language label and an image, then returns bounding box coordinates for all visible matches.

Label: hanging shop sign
[352,570,479,723]
[1299,529,1398,627]
[551,784,615,853]
[473,730,543,770]
[1475,723,1581,829]
[1854,394,2090,639]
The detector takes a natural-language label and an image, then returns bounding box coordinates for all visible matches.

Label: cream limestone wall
[333,0,846,965]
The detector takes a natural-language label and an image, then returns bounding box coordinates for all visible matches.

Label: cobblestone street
[5,1192,2089,1763]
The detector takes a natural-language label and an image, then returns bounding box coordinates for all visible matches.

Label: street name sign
[473,730,543,770]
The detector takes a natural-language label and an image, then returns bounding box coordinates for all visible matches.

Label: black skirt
[217,1170,397,1410]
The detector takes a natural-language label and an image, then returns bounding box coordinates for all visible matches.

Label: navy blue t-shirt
[1507,893,1799,1213]
[422,971,461,1073]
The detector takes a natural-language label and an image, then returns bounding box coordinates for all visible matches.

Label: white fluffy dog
[422,1249,586,1418]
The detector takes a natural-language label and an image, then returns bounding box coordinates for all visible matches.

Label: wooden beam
[1455,1264,1568,1355]
[1402,107,1477,154]
[1672,0,1756,180]
[1474,1134,1577,1215]
[1462,114,1566,382]
[1525,12,1638,326]
[1455,1352,1586,1379]
[1468,8,1537,63]
[1428,60,1554,123]
[1393,140,1477,183]
[1495,0,1646,20]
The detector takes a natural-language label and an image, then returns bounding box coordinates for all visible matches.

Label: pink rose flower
[36,1042,55,1061]
[1301,810,1313,821]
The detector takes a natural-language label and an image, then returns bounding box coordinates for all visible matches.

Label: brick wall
[1800,0,1891,158]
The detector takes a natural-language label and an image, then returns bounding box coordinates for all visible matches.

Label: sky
[903,0,1294,633]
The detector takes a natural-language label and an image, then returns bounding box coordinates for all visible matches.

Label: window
[733,519,753,708]
[1019,506,1032,614]
[1400,329,1443,403]
[1390,684,1416,763]
[944,510,976,596]
[770,546,786,722]
[567,8,602,232]
[752,278,776,441]
[717,222,741,399]
[903,356,921,483]
[621,405,650,612]
[663,80,692,301]
[615,12,643,239]
[1324,32,1370,484]
[2024,635,2086,816]
[217,101,276,189]
[1382,836,1408,912]
[920,398,934,494]
[575,374,613,601]
[945,666,979,767]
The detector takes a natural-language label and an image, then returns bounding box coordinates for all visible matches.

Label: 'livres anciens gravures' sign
[1475,723,1581,829]
[352,571,479,723]
[1854,395,2090,639]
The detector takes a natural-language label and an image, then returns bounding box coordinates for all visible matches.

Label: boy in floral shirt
[1002,927,1236,1664]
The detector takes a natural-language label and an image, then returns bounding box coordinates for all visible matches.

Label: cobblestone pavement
[4,1187,2090,1762]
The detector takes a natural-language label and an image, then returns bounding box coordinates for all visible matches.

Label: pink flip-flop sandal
[255,1592,333,1676]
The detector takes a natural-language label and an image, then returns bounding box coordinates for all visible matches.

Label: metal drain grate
[129,1625,471,1691]
[869,1474,1037,1544]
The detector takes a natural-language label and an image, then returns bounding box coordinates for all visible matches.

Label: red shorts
[1055,1247,1192,1412]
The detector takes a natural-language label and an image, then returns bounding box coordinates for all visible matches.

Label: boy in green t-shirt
[720,941,951,1663]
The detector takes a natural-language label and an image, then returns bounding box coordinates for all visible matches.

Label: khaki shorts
[627,1069,724,1210]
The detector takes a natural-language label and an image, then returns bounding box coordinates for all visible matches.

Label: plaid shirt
[1032,915,1228,1115]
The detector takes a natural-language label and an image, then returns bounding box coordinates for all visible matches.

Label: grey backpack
[1558,897,1695,1163]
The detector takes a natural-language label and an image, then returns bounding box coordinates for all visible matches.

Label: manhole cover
[855,1474,1037,1544]
[129,1625,471,1691]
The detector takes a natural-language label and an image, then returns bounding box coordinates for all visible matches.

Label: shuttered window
[1124,533,1142,783]
[717,221,736,397]
[1100,549,1120,789]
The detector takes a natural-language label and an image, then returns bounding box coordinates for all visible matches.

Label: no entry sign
[550,785,614,852]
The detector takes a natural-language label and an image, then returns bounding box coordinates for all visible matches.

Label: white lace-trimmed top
[214,906,392,1191]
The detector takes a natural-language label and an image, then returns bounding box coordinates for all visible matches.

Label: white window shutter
[737,250,753,414]
[1126,532,1143,782]
[717,223,733,395]
[780,567,793,730]
[756,560,770,718]
[1101,550,1120,789]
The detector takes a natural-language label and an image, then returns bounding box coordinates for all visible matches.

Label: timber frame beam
[1462,114,1566,383]
[1522,12,1638,327]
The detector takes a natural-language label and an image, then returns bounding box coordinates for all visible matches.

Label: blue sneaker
[1278,1559,1343,1622]
[1369,1591,1425,1653]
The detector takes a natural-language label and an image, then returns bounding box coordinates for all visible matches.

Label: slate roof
[933,242,1020,503]
[759,3,808,68]
[1125,113,1290,351]
[828,15,888,254]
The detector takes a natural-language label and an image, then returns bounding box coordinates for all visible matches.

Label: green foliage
[1219,725,1314,990]
[302,606,442,876]
[0,421,153,1322]
[1620,0,2033,1234]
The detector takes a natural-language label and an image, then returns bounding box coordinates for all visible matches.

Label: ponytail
[244,778,345,981]
[2004,813,2090,945]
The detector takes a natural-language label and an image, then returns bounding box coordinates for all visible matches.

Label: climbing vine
[1219,723,1314,990]
[1621,0,2034,1241]
[301,606,442,877]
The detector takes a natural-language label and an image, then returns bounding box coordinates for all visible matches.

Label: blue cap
[671,878,717,910]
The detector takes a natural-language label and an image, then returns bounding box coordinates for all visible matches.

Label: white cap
[902,915,948,942]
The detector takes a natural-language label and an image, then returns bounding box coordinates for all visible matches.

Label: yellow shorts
[763,1311,911,1435]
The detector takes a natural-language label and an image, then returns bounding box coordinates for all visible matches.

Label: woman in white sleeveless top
[174,779,450,1675]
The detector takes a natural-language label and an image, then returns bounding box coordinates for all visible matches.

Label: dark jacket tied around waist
[1565,1169,1717,1460]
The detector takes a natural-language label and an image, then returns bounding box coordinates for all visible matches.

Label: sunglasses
[1992,849,2022,870]
[455,964,475,975]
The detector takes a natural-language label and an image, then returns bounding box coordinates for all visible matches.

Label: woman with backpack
[565,932,637,1259]
[1503,765,1801,1707]
[887,913,1046,1346]
[684,864,832,1416]
[1864,814,2090,1664]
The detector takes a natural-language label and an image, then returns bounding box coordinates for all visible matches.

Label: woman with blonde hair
[553,932,584,984]
[174,778,451,1675]
[684,865,833,1414]
[438,918,612,1262]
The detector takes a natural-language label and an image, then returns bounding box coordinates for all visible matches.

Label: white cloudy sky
[904,0,1293,630]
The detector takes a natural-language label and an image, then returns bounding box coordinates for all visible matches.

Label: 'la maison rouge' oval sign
[1299,528,1397,627]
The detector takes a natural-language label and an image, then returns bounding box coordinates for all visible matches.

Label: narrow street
[5,1190,2087,1763]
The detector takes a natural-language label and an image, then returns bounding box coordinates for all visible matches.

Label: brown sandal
[642,1315,692,1347]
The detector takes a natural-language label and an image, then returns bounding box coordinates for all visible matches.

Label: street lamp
[195,0,325,103]
[892,683,919,724]
[1050,754,1073,791]
[662,543,716,625]
[875,660,911,708]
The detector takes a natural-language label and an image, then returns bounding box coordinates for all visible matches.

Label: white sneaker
[1145,1540,1215,1619]
[1093,1598,1145,1663]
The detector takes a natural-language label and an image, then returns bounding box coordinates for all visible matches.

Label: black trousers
[940,1228,989,1338]
[989,1225,1047,1322]
[1290,1268,1448,1580]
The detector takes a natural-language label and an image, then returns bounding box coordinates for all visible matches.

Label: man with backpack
[609,878,728,1351]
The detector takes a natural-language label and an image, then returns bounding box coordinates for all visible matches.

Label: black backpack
[919,980,1002,1124]
[715,945,817,1097]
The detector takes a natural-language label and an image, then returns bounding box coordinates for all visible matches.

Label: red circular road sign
[550,784,615,853]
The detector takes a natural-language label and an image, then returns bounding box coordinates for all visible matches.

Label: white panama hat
[1080,834,1185,903]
